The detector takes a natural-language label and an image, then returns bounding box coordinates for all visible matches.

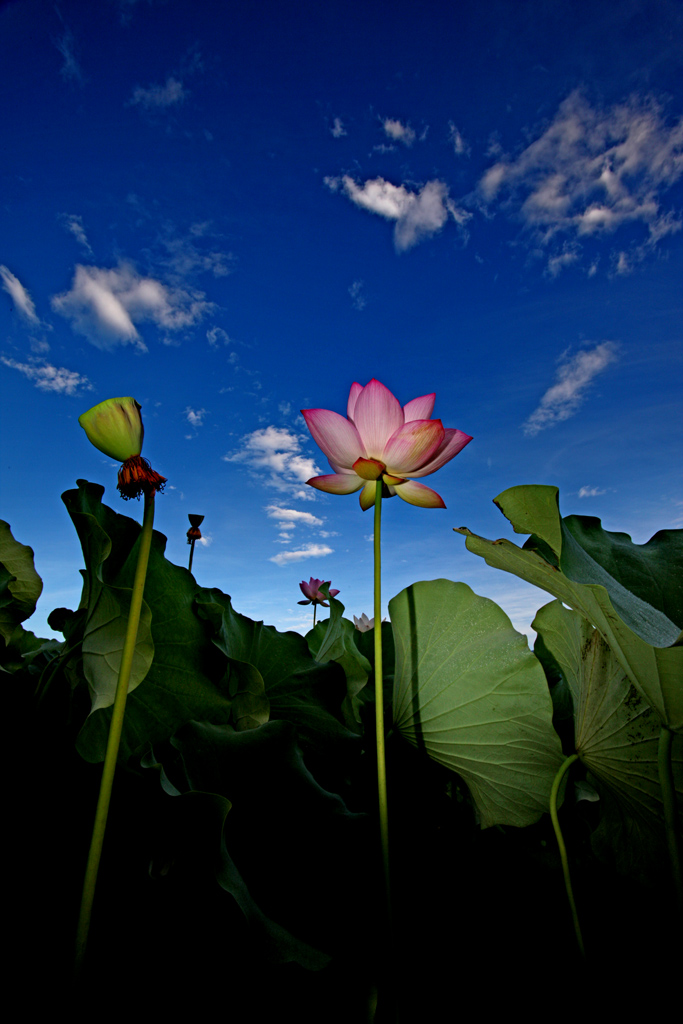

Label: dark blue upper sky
[1,0,681,638]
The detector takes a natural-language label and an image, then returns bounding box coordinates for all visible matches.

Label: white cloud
[611,248,645,276]
[129,76,187,110]
[269,544,334,566]
[207,326,231,347]
[185,407,206,428]
[56,27,84,84]
[265,506,323,528]
[52,263,212,349]
[349,280,367,310]
[383,118,416,147]
[578,486,607,498]
[158,225,234,279]
[479,90,683,261]
[60,214,92,254]
[331,117,347,138]
[448,122,470,156]
[546,242,581,277]
[327,175,469,251]
[523,342,618,436]
[1,357,92,395]
[0,266,39,323]
[224,426,320,498]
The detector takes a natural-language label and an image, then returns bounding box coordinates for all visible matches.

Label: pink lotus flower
[297,577,340,606]
[302,379,472,510]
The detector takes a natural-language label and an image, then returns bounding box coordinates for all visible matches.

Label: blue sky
[1,0,682,642]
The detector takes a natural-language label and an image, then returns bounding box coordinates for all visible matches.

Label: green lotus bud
[79,397,144,462]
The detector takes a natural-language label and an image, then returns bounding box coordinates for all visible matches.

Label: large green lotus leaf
[62,481,229,762]
[562,516,683,630]
[194,590,353,752]
[153,788,329,971]
[61,482,153,715]
[0,520,43,643]
[81,577,154,714]
[533,600,683,833]
[390,579,565,828]
[455,485,683,730]
[0,621,61,681]
[306,590,372,731]
[227,658,270,731]
[146,719,368,966]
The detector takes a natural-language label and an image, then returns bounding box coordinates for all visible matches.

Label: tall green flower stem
[373,481,391,921]
[658,725,683,909]
[188,534,197,573]
[74,489,156,977]
[549,753,585,958]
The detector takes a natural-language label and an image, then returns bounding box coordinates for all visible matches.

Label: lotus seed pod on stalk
[187,514,204,543]
[79,397,166,500]
[78,397,143,462]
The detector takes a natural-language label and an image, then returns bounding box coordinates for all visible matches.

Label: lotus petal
[301,408,365,468]
[392,480,446,508]
[347,381,363,420]
[403,393,435,422]
[359,481,378,510]
[410,428,472,477]
[352,379,404,460]
[383,419,445,474]
[306,473,364,495]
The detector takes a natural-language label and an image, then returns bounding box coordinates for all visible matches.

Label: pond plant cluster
[5,386,682,1018]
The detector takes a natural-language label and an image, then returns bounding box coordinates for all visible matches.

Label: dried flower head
[117,455,167,500]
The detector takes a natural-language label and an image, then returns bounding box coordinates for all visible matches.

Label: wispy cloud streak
[60,214,93,254]
[269,543,333,566]
[129,77,186,110]
[523,342,618,436]
[1,266,39,323]
[1,357,92,395]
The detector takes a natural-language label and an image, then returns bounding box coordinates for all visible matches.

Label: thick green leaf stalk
[374,481,390,920]
[74,490,156,977]
[549,753,585,957]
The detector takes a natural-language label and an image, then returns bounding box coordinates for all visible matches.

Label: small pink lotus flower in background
[297,577,340,607]
[302,379,472,510]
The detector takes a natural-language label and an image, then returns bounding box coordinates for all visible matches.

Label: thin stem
[313,604,317,629]
[549,752,585,957]
[373,481,390,921]
[188,537,196,573]
[658,725,683,909]
[74,489,156,978]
